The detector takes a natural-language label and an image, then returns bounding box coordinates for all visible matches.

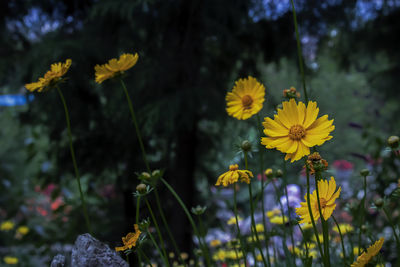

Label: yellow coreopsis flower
[261,98,334,162]
[210,239,222,247]
[296,177,341,224]
[350,238,384,267]
[225,76,265,120]
[216,164,253,187]
[269,215,288,225]
[0,221,14,231]
[16,226,29,235]
[115,224,141,252]
[333,223,353,235]
[266,209,281,218]
[94,53,139,84]
[227,216,243,225]
[25,59,72,92]
[3,256,18,265]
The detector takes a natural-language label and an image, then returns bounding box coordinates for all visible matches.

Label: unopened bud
[241,140,252,152]
[265,168,274,178]
[361,225,367,233]
[136,183,147,193]
[374,198,384,208]
[360,169,370,177]
[276,169,283,178]
[141,172,151,179]
[388,136,399,149]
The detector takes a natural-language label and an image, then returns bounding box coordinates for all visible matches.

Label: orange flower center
[241,95,253,109]
[289,125,306,140]
[315,198,327,210]
[229,165,239,171]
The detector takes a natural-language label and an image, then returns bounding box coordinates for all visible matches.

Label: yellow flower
[115,224,141,252]
[212,249,227,261]
[296,177,341,224]
[266,209,281,218]
[247,234,265,243]
[351,238,384,267]
[216,164,253,187]
[269,215,288,225]
[16,226,29,235]
[25,59,72,92]
[225,76,265,120]
[255,223,264,232]
[333,223,353,235]
[210,239,222,247]
[3,256,18,265]
[227,216,242,225]
[94,53,139,84]
[0,221,14,231]
[299,223,313,230]
[261,98,334,162]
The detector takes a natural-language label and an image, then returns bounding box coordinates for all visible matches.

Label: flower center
[315,198,328,210]
[241,95,253,109]
[229,164,239,171]
[288,125,306,140]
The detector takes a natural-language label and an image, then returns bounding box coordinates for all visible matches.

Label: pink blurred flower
[332,160,354,171]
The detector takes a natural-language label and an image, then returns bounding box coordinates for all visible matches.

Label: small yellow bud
[388,135,399,149]
[136,184,147,193]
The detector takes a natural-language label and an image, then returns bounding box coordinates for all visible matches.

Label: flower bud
[265,168,274,178]
[141,172,151,179]
[276,169,283,178]
[374,198,384,208]
[136,183,147,193]
[360,169,370,177]
[388,135,399,149]
[241,140,252,152]
[191,205,207,215]
[361,225,367,233]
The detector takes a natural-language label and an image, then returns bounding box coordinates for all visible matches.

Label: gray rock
[50,254,65,267]
[71,234,128,267]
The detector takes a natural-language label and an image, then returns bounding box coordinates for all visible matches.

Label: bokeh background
[1,0,400,266]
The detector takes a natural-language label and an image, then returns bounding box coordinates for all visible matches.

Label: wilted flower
[115,224,141,252]
[216,164,253,187]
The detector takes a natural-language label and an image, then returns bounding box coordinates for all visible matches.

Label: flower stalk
[56,86,91,234]
[233,187,248,265]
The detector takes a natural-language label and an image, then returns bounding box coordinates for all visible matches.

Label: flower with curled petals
[216,164,253,187]
[95,53,139,84]
[261,98,334,162]
[115,224,141,252]
[25,59,72,92]
[295,176,341,224]
[350,238,384,267]
[225,76,265,120]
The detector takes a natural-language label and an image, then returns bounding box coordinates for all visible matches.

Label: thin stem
[233,187,248,264]
[332,215,347,266]
[244,151,268,267]
[119,79,150,173]
[282,164,296,266]
[256,114,271,267]
[358,175,367,254]
[160,178,212,267]
[290,0,308,103]
[314,173,330,267]
[305,163,324,262]
[136,196,142,266]
[147,229,170,267]
[145,199,169,267]
[56,86,91,234]
[297,224,309,259]
[138,248,152,266]
[383,207,400,250]
[154,189,184,265]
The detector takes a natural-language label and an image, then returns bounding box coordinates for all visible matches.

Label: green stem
[297,224,309,260]
[244,151,268,267]
[332,215,347,266]
[138,248,152,266]
[282,165,296,266]
[233,187,248,264]
[56,86,91,234]
[145,199,169,267]
[136,196,142,266]
[305,163,324,263]
[147,229,170,266]
[119,79,151,173]
[160,177,212,267]
[358,175,367,254]
[154,188,184,265]
[314,173,330,267]
[290,0,308,103]
[256,114,271,267]
[383,207,400,251]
